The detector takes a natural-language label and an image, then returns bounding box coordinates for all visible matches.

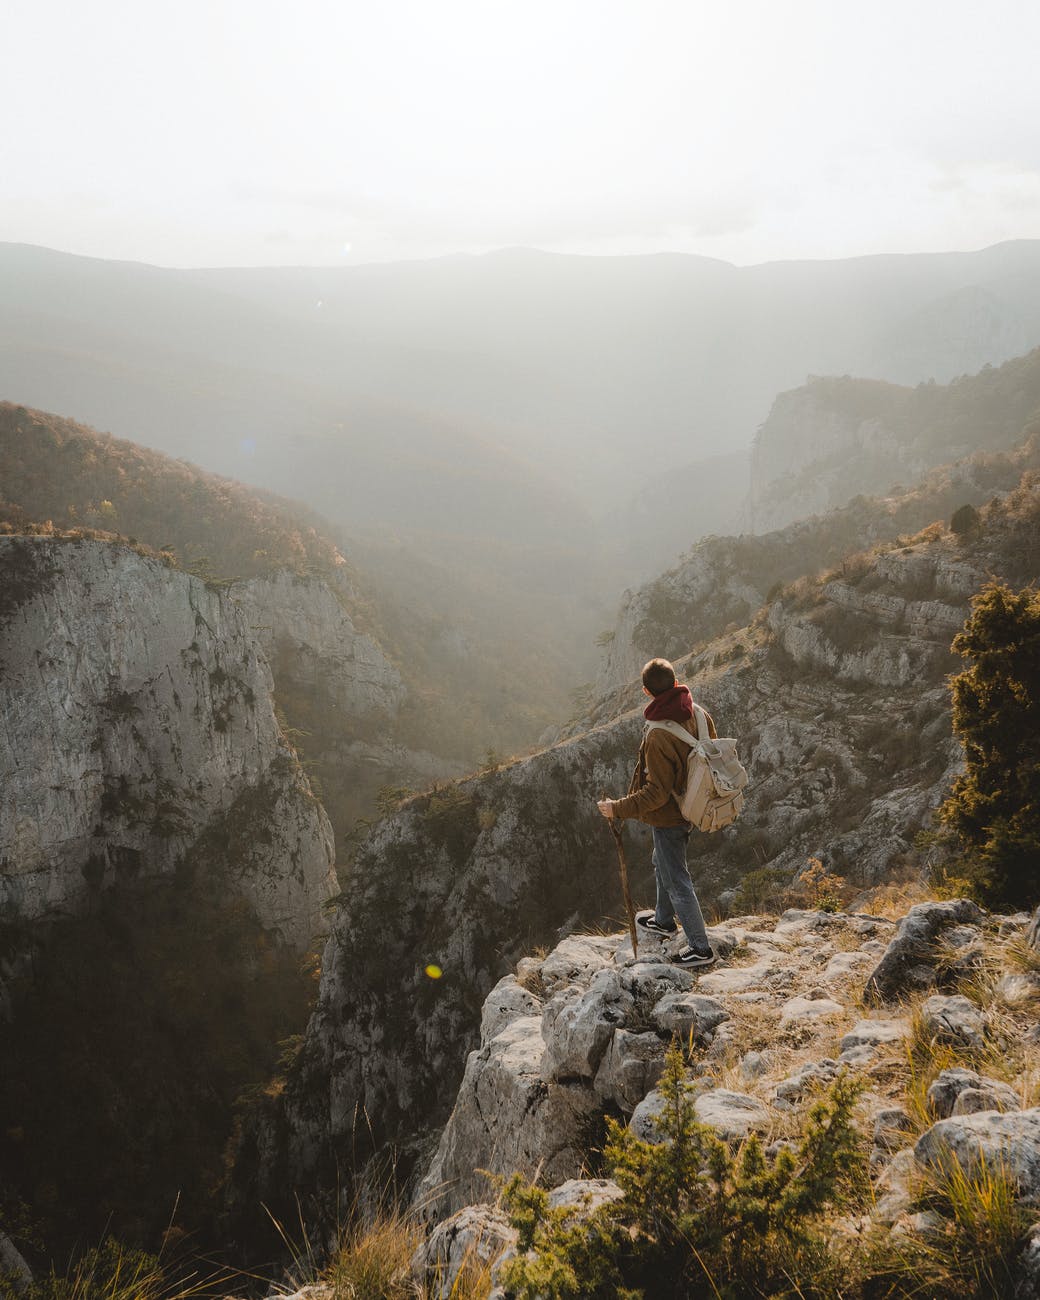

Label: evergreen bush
[938,581,1040,908]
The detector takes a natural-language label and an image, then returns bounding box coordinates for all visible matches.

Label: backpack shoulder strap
[646,719,699,746]
[691,702,711,742]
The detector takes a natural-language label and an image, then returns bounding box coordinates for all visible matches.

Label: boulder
[740,1050,772,1082]
[539,935,617,994]
[629,1088,671,1144]
[779,993,845,1027]
[417,1015,601,1217]
[694,1089,772,1140]
[652,992,729,1041]
[873,1107,914,1153]
[774,1058,840,1106]
[839,1018,910,1055]
[0,1233,32,1293]
[480,976,543,1046]
[822,950,876,985]
[863,899,985,1004]
[548,1178,625,1214]
[412,1205,516,1300]
[915,1109,1040,1203]
[873,1147,918,1226]
[594,1030,666,1110]
[1015,1222,1040,1300]
[541,969,633,1081]
[953,1086,1022,1117]
[927,1068,992,1119]
[920,994,986,1050]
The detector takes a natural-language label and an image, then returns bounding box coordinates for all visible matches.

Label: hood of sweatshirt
[643,684,694,723]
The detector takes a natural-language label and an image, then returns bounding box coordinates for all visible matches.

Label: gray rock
[774,1058,840,1105]
[594,1030,666,1110]
[873,1147,919,1226]
[873,1107,914,1152]
[822,950,876,984]
[694,1089,772,1140]
[953,1086,1022,1117]
[915,1109,1040,1202]
[652,992,729,1041]
[840,1018,910,1055]
[927,1067,990,1119]
[943,924,982,948]
[779,993,845,1027]
[740,1050,772,1082]
[412,1205,515,1300]
[920,994,986,1049]
[863,899,985,1004]
[480,976,543,1046]
[539,936,617,994]
[1001,973,1040,1004]
[541,970,632,1082]
[548,1178,625,1214]
[1015,1222,1040,1299]
[1029,907,1040,951]
[417,1016,601,1217]
[629,1088,671,1144]
[0,1232,32,1293]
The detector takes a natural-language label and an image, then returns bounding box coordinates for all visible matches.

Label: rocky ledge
[411,899,1040,1298]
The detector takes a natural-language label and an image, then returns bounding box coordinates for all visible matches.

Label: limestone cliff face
[749,381,919,533]
[0,535,335,950]
[232,493,1040,1221]
[229,570,404,726]
[748,349,1040,535]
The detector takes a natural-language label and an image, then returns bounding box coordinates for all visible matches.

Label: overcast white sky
[4,0,1039,268]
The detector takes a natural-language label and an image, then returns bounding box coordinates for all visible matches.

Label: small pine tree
[939,581,1040,908]
[501,1042,866,1299]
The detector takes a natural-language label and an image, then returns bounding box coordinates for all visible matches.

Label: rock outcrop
[0,535,335,950]
[409,902,1040,1295]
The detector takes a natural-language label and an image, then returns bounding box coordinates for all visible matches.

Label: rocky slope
[748,347,1040,534]
[411,897,1040,1297]
[230,475,1040,1235]
[0,534,335,948]
[594,420,1040,696]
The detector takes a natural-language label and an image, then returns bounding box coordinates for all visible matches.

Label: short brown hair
[641,658,676,695]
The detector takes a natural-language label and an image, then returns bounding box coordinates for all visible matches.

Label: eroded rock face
[230,570,404,724]
[0,536,335,949]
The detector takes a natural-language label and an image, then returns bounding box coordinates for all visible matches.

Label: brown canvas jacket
[612,708,718,827]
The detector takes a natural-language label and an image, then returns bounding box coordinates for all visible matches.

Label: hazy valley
[3,242,1040,1295]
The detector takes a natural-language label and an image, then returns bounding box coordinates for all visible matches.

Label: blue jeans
[652,825,710,951]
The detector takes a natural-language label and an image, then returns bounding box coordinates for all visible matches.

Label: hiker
[597,657,717,968]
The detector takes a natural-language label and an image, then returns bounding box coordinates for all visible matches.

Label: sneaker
[637,913,677,938]
[673,945,716,969]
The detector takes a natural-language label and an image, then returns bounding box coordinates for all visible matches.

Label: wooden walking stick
[602,797,638,957]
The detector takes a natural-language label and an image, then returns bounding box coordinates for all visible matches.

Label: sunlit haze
[4,0,1040,267]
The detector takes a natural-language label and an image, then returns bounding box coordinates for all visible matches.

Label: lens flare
[424,964,443,979]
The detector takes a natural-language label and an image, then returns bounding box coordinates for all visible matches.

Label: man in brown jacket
[597,657,717,968]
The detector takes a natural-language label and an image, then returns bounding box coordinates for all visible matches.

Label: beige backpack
[646,703,748,832]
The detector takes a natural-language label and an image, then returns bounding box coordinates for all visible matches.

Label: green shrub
[500,1043,867,1299]
[937,581,1040,908]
